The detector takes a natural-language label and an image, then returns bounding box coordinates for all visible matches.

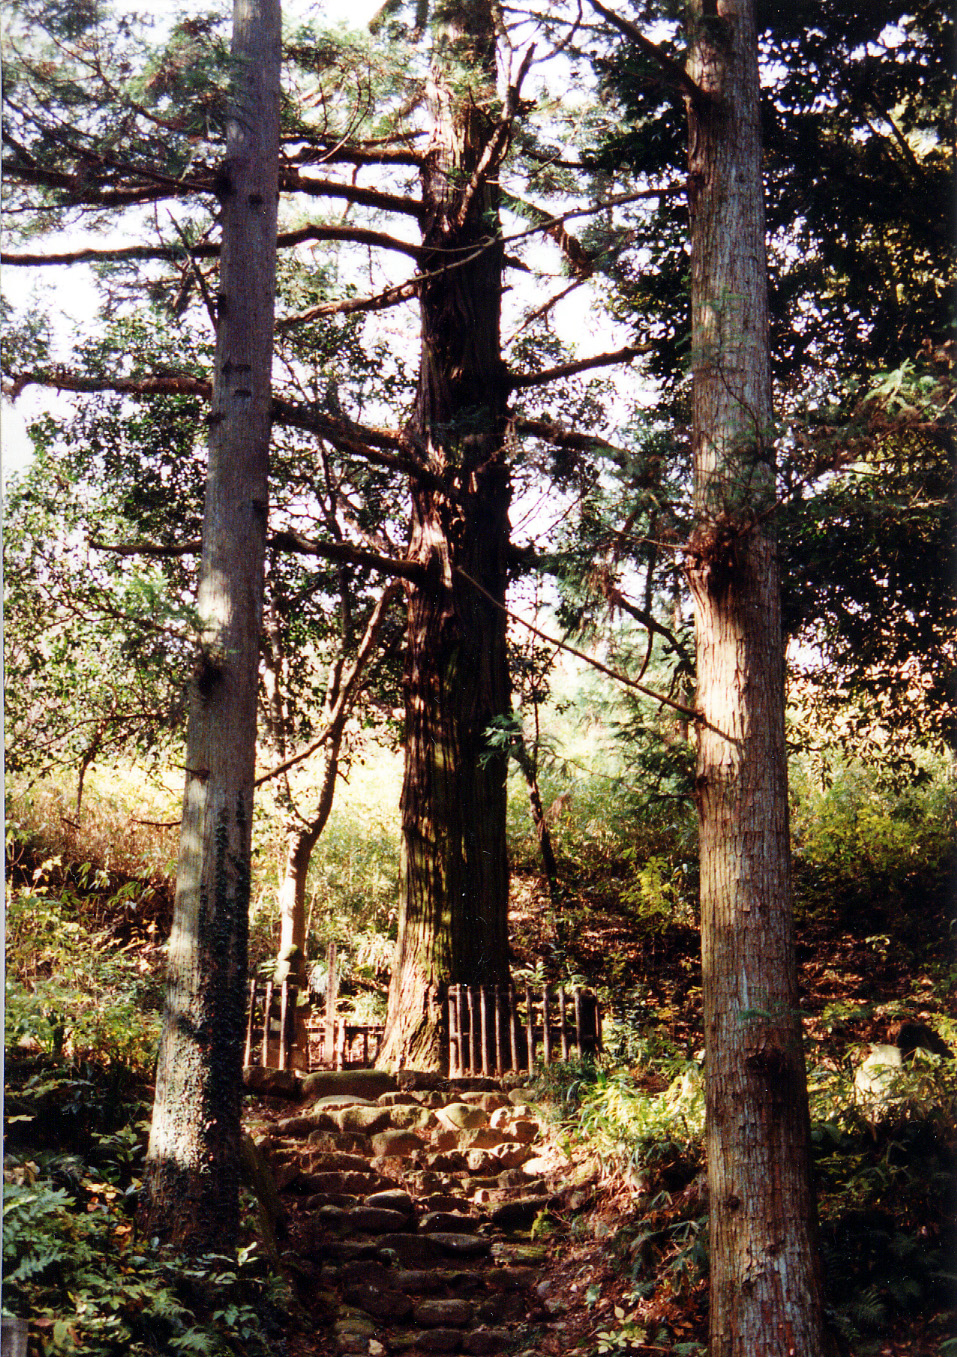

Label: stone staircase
[244,1069,571,1357]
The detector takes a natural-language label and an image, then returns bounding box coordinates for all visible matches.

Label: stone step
[248,1072,552,1356]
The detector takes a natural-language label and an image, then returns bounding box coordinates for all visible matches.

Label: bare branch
[2,221,423,267]
[255,580,402,787]
[268,528,425,582]
[280,167,422,218]
[510,343,650,389]
[456,566,714,729]
[584,0,708,106]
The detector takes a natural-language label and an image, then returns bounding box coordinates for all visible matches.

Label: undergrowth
[3,1058,292,1356]
[531,1027,956,1354]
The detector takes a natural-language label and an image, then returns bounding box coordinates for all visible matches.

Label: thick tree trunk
[683,3,825,1352]
[378,2,512,1071]
[140,0,280,1254]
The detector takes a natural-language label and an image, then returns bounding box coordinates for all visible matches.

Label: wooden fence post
[244,977,257,1066]
[325,943,338,1071]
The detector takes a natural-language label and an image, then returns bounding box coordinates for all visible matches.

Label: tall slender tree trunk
[683,2,825,1351]
[378,1,512,1071]
[140,0,280,1253]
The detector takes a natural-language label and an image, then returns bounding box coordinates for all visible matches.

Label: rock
[491,1142,534,1170]
[507,1086,533,1104]
[349,1282,415,1321]
[473,1298,504,1324]
[335,1105,394,1135]
[295,1171,384,1196]
[317,1205,350,1231]
[365,1189,414,1215]
[302,1070,398,1101]
[401,1330,462,1353]
[415,1090,450,1108]
[520,1154,564,1177]
[377,1091,421,1106]
[308,1152,373,1173]
[491,1265,537,1290]
[404,1169,444,1194]
[397,1070,449,1092]
[448,1076,501,1092]
[314,1094,377,1110]
[376,1233,441,1266]
[426,1151,468,1173]
[458,1091,511,1112]
[370,1129,425,1158]
[895,1020,954,1061]
[491,1195,551,1231]
[499,1242,548,1265]
[308,1130,370,1153]
[275,1115,319,1137]
[487,1110,538,1141]
[428,1232,491,1257]
[437,1103,488,1131]
[419,1211,479,1234]
[321,1241,381,1262]
[413,1298,473,1327]
[854,1044,903,1106]
[464,1328,512,1354]
[457,1127,507,1150]
[387,1104,436,1132]
[303,1192,359,1210]
[420,1192,471,1213]
[394,1269,442,1294]
[348,1206,412,1234]
[464,1149,499,1173]
[243,1066,301,1099]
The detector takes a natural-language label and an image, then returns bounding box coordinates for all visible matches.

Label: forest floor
[4,842,955,1356]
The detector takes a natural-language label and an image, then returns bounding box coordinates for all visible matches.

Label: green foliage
[789,754,955,938]
[5,859,162,1076]
[2,1133,290,1356]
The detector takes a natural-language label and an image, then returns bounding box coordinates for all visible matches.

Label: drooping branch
[275,275,421,327]
[509,343,650,389]
[585,0,708,106]
[513,415,636,468]
[456,567,714,729]
[284,135,426,168]
[4,364,464,492]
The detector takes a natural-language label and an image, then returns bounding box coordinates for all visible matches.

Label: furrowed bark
[682,1,826,1351]
[140,0,281,1254]
[378,1,515,1071]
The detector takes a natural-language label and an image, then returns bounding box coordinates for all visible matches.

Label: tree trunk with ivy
[378,0,512,1071]
[683,1,826,1352]
[140,0,281,1254]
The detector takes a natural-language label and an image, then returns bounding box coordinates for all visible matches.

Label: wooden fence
[447,983,601,1077]
[244,962,600,1077]
[242,976,383,1072]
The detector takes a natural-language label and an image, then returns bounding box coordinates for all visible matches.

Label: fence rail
[242,976,383,1071]
[447,983,601,1077]
[244,970,600,1076]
